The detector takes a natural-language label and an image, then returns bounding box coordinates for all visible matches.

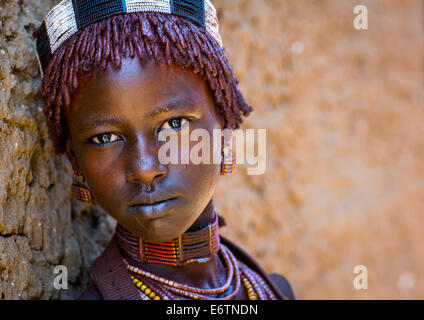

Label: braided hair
[33,12,252,154]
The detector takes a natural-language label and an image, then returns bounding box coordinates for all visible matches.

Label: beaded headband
[35,0,223,74]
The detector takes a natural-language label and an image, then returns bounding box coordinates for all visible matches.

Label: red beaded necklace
[115,214,220,266]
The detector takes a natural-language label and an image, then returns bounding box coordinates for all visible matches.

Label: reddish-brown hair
[33,12,252,154]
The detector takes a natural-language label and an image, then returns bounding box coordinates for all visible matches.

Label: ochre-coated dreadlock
[33,12,253,154]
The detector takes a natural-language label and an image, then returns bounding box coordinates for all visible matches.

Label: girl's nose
[125,138,168,187]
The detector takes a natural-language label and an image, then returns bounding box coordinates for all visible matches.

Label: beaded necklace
[125,247,277,300]
[115,214,220,266]
[116,213,277,300]
[124,244,241,300]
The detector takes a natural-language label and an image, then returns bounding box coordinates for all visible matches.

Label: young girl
[33,0,295,300]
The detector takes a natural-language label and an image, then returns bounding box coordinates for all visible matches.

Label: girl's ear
[65,135,81,175]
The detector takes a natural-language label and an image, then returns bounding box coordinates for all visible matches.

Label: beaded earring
[221,129,236,176]
[71,172,92,203]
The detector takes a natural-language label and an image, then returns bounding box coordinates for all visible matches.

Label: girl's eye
[160,118,190,131]
[90,133,122,145]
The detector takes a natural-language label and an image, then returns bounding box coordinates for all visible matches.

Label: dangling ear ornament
[71,172,93,203]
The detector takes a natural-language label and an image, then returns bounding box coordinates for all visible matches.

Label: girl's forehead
[81,59,204,95]
[67,58,214,120]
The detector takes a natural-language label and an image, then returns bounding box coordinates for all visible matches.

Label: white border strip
[125,0,171,14]
[205,0,222,47]
[44,0,78,53]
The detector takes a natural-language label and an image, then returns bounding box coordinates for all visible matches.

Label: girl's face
[65,58,223,242]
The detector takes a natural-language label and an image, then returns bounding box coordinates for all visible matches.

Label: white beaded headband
[35,0,223,73]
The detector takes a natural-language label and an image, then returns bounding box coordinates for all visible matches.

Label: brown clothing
[78,235,295,300]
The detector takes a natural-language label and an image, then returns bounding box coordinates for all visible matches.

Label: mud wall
[0,0,115,299]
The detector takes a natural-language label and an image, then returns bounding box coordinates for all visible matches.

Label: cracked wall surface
[0,0,115,300]
[1,0,423,299]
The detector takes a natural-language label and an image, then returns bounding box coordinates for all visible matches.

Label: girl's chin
[129,216,185,242]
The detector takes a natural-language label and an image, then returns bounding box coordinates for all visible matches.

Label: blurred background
[0,0,423,299]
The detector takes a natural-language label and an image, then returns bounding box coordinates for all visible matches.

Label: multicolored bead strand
[126,249,278,300]
[162,247,241,300]
[133,274,176,300]
[131,275,161,300]
[124,244,236,296]
[239,261,277,300]
[250,268,277,300]
[241,275,258,300]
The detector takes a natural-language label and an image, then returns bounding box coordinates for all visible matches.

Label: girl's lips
[127,197,178,220]
[128,192,178,206]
